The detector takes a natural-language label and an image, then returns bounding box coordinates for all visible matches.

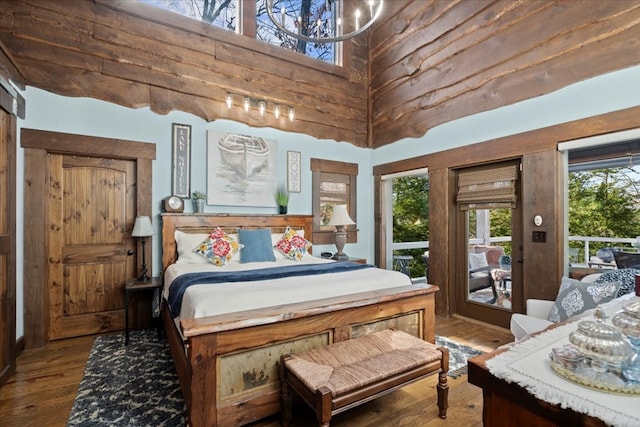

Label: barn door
[48,154,137,340]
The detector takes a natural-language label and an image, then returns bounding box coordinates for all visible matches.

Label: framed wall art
[287,151,301,193]
[207,131,278,207]
[171,123,191,198]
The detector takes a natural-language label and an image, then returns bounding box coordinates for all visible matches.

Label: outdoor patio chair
[613,251,640,269]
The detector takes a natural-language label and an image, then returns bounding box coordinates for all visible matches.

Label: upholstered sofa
[510,269,638,341]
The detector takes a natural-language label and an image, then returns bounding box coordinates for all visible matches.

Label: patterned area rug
[67,331,484,426]
[67,330,184,427]
[436,335,484,379]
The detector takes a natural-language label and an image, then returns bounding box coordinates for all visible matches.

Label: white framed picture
[206,131,278,207]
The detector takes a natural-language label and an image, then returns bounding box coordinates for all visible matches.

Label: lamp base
[137,237,150,282]
[332,252,349,261]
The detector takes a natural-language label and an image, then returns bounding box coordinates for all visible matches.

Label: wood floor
[0,315,514,427]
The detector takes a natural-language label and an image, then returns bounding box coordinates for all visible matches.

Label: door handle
[127,249,134,256]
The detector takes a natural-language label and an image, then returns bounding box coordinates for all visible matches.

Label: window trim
[310,158,358,245]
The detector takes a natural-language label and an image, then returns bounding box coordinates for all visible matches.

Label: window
[311,158,357,244]
[138,0,338,63]
[256,0,336,63]
[140,0,239,31]
[561,134,640,268]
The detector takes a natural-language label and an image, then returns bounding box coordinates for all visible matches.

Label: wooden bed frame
[160,213,439,427]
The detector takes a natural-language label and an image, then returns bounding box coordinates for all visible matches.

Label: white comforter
[164,257,413,322]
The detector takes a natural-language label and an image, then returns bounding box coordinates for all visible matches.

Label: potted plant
[192,190,206,213]
[276,188,289,214]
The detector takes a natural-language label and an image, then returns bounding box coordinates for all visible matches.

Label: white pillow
[174,230,211,264]
[469,252,489,270]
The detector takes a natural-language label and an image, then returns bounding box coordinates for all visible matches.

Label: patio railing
[390,235,640,277]
[568,235,639,266]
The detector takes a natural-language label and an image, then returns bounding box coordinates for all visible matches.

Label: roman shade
[457,164,518,211]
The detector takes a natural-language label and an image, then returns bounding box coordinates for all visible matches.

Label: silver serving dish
[569,319,632,366]
[612,300,640,339]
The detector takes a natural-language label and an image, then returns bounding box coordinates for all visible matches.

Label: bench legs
[437,371,449,419]
[315,387,332,427]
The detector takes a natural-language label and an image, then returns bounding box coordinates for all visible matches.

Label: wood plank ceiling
[0,0,639,149]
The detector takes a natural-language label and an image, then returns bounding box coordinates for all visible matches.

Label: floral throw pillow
[193,227,243,266]
[547,276,620,323]
[275,226,312,261]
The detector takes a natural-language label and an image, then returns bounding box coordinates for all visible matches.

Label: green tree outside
[392,176,429,278]
[568,167,640,260]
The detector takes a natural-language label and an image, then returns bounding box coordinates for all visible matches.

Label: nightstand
[124,277,163,345]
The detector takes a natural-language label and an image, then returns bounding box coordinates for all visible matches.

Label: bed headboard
[160,214,314,272]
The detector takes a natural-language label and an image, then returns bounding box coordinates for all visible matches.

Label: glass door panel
[467,208,513,311]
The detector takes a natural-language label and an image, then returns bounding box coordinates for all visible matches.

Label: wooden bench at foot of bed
[280,329,449,426]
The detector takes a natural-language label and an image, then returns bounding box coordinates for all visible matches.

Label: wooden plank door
[48,154,137,340]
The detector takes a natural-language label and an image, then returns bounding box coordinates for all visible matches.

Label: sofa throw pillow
[469,252,489,270]
[547,276,620,323]
[238,228,277,263]
[193,227,243,266]
[594,268,640,298]
[274,226,313,261]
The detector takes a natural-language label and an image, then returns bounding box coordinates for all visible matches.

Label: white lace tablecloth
[487,295,640,427]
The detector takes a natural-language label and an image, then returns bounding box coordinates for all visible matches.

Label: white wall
[13,64,640,339]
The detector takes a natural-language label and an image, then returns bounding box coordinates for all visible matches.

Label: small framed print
[172,123,191,198]
[287,151,301,193]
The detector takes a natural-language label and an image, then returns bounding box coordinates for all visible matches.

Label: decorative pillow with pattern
[547,276,620,323]
[193,227,243,266]
[274,226,313,261]
[594,268,640,298]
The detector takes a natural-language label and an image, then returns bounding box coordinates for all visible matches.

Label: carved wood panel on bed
[159,213,439,427]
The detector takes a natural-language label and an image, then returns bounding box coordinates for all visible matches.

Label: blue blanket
[168,262,374,318]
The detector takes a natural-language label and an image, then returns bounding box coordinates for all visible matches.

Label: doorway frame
[21,129,156,349]
[451,160,523,329]
[0,84,19,386]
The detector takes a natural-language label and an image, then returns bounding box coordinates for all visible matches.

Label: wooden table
[468,349,607,426]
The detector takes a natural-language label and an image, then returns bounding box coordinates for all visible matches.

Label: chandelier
[265,0,384,44]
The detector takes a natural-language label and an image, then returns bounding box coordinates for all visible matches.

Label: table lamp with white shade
[327,204,355,260]
[131,215,154,281]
